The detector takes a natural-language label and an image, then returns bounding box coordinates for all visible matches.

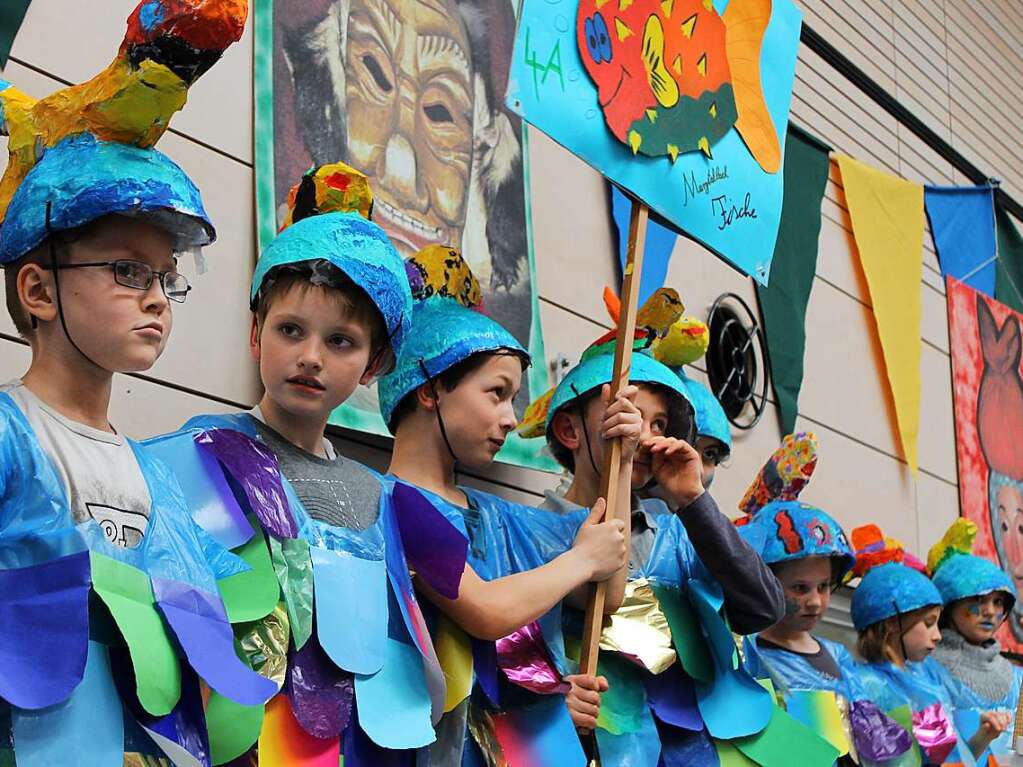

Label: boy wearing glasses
[1,139,209,548]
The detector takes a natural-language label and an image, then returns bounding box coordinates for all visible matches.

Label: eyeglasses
[44,259,192,303]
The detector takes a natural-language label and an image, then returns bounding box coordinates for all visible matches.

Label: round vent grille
[705,292,769,430]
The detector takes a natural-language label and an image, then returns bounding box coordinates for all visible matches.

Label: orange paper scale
[257,695,341,766]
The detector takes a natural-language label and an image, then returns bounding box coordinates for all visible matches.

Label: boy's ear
[249,315,261,362]
[415,382,439,412]
[359,348,388,386]
[550,410,582,453]
[18,263,57,326]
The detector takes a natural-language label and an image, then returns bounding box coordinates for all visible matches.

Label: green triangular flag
[995,203,1023,314]
[0,0,31,69]
[756,126,831,436]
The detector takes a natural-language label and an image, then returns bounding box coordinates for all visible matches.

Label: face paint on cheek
[784,597,800,617]
[968,604,982,617]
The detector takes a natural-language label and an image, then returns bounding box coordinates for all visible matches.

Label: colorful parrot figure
[925,517,977,576]
[576,0,781,172]
[0,0,248,225]
[736,431,818,518]
[603,285,685,343]
[405,244,484,309]
[651,313,710,366]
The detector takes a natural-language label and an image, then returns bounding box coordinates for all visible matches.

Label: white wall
[1,0,1020,556]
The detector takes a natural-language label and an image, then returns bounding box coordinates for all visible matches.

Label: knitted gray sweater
[932,628,1012,702]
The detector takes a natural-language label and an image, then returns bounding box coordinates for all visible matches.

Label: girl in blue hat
[850,526,1008,765]
[738,435,937,767]
[915,519,1021,760]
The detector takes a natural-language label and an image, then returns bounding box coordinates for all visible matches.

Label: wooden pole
[1014,679,1023,754]
[578,197,648,678]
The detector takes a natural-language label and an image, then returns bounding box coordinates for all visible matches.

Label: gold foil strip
[238,602,290,690]
[599,578,677,674]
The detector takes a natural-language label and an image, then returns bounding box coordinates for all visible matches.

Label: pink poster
[948,276,1023,652]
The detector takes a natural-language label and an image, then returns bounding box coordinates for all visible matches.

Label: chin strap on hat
[44,201,102,372]
[419,358,460,467]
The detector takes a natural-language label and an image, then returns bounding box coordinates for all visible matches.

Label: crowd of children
[1,3,1022,766]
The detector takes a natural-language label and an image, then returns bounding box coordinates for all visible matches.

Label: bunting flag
[924,185,997,297]
[611,185,679,306]
[756,126,831,437]
[837,155,924,472]
[995,204,1023,314]
[0,0,31,69]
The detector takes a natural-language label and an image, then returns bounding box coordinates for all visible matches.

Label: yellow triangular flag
[836,155,924,473]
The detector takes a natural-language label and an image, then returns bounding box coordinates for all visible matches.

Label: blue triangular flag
[924,185,997,297]
[611,185,679,305]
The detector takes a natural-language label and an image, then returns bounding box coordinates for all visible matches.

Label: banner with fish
[507,0,802,285]
[252,0,555,472]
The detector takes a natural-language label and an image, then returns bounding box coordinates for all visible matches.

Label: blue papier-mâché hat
[0,134,214,264]
[378,245,527,432]
[249,163,413,365]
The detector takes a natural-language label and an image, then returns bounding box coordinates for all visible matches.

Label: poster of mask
[948,277,1023,652]
[253,0,556,470]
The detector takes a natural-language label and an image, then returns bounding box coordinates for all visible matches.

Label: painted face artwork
[277,0,531,291]
[973,295,1023,641]
[344,0,473,258]
[990,476,1023,640]
[273,0,539,424]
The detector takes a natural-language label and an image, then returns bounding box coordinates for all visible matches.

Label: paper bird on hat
[0,0,248,224]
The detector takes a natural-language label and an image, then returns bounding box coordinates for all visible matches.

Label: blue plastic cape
[633,498,722,589]
[858,658,971,765]
[167,412,455,754]
[915,651,1022,759]
[379,477,587,763]
[745,635,865,702]
[550,496,780,766]
[0,392,269,763]
[0,134,213,264]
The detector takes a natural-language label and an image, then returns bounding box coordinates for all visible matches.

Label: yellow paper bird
[926,518,978,576]
[0,0,248,225]
[603,285,685,343]
[651,315,710,367]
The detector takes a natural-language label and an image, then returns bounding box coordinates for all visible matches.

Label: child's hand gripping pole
[578,197,648,678]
